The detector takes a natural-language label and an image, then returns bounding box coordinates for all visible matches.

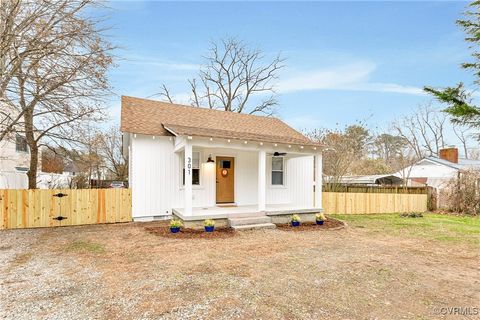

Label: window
[220,160,231,168]
[15,134,28,153]
[182,151,200,185]
[271,157,284,185]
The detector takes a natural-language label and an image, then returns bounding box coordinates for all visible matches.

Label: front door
[216,156,235,203]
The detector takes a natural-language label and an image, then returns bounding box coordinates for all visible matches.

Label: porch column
[258,149,266,211]
[184,140,193,215]
[314,153,323,209]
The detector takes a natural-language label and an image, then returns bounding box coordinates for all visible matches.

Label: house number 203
[187,157,192,175]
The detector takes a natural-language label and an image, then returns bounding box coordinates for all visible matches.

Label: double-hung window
[271,157,284,186]
[182,151,200,185]
[15,134,28,153]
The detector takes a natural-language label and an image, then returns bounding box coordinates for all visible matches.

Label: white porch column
[258,149,266,211]
[314,153,323,209]
[184,140,193,215]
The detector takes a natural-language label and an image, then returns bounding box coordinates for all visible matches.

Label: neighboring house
[398,147,480,189]
[0,133,31,173]
[0,133,32,188]
[121,96,323,223]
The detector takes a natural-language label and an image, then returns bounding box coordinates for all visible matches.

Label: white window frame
[182,151,201,186]
[270,156,285,186]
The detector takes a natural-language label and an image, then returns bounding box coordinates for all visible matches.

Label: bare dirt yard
[0,214,478,319]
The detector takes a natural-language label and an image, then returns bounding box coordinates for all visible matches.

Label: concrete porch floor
[173,204,321,221]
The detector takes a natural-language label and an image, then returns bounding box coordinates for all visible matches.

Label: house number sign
[187,157,192,176]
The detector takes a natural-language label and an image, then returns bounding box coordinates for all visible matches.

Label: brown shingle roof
[121,96,319,147]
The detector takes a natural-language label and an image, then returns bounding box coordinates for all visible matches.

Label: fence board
[322,192,427,214]
[0,189,132,230]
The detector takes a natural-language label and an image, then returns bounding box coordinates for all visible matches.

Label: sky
[104,0,473,136]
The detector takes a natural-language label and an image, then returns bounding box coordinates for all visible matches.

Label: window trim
[270,156,285,187]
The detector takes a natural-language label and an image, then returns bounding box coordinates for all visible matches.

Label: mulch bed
[145,218,346,238]
[145,226,237,239]
[276,218,345,231]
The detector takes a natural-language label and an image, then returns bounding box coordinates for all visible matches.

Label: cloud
[277,62,425,96]
[122,54,200,71]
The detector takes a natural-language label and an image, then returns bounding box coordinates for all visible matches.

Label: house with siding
[399,147,480,189]
[121,96,323,228]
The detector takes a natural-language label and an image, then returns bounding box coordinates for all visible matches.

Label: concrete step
[231,223,276,231]
[228,215,272,227]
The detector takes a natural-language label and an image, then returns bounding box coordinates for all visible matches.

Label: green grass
[331,213,480,246]
[66,240,105,253]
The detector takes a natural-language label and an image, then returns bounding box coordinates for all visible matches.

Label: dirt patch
[276,217,345,231]
[0,217,478,319]
[145,226,237,239]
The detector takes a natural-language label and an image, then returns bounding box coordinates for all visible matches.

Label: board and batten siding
[131,135,175,218]
[129,135,317,219]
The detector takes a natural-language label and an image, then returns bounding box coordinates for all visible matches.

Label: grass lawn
[333,213,480,246]
[0,213,479,319]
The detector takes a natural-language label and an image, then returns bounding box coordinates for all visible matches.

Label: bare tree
[452,124,472,159]
[307,125,374,191]
[159,38,284,115]
[0,0,115,188]
[393,104,448,158]
[97,126,128,181]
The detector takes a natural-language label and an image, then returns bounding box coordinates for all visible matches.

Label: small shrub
[291,214,301,222]
[204,219,215,227]
[170,219,182,228]
[443,169,480,215]
[316,213,327,221]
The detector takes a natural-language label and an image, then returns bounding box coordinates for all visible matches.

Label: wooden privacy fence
[0,189,132,230]
[322,192,428,214]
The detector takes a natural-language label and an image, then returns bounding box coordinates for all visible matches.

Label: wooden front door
[216,156,235,203]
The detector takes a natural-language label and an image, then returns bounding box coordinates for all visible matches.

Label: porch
[173,135,323,219]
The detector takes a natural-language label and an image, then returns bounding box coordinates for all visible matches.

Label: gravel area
[0,219,478,319]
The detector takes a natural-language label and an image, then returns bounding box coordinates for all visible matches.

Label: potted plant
[204,219,215,232]
[315,213,327,225]
[169,219,182,233]
[291,214,301,227]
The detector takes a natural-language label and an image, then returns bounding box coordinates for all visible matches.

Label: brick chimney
[439,147,459,163]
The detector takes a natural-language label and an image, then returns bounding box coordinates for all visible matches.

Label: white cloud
[123,54,200,71]
[277,62,425,96]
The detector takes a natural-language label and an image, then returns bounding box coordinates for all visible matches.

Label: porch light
[207,155,215,163]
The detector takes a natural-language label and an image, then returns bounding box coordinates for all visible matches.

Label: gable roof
[418,156,480,171]
[121,96,319,147]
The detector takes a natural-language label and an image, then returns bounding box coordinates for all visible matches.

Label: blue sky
[105,0,472,134]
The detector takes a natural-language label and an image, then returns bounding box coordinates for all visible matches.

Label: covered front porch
[170,134,323,223]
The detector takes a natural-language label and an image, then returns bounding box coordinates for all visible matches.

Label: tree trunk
[24,108,38,189]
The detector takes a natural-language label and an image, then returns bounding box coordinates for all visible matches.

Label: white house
[0,132,31,188]
[121,96,323,226]
[398,147,480,189]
